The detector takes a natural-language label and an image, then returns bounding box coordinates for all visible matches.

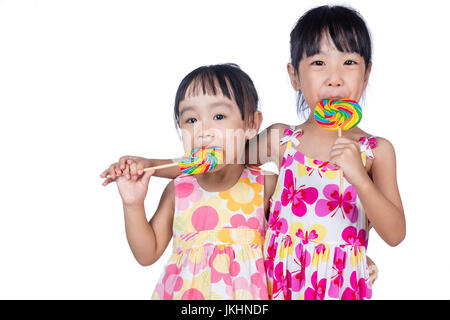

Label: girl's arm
[357,138,405,246]
[246,123,289,167]
[120,177,175,266]
[331,137,405,246]
[100,123,289,185]
[101,156,180,185]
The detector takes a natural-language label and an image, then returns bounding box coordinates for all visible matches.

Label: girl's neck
[194,163,246,192]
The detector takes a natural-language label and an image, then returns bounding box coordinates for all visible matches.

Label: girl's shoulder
[351,130,397,168]
[349,128,396,155]
[369,136,396,162]
[266,122,293,137]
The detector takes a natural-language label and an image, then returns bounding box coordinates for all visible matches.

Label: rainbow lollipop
[314,98,362,194]
[178,146,223,174]
[314,98,362,132]
[105,147,223,179]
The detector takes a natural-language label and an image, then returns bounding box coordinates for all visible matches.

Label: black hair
[290,5,372,116]
[174,63,259,126]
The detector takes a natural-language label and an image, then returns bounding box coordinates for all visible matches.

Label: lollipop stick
[338,128,343,194]
[106,162,178,179]
[143,162,178,172]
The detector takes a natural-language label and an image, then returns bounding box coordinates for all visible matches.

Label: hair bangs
[291,5,372,72]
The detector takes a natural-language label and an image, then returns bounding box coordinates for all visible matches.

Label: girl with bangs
[112,63,276,300]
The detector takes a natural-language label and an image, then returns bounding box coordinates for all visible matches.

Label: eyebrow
[179,100,234,117]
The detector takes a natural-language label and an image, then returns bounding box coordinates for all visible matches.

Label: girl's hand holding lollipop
[116,167,155,208]
[110,147,223,207]
[314,98,365,193]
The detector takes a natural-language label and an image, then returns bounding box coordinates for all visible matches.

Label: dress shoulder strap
[279,126,303,150]
[359,136,377,167]
[359,136,377,159]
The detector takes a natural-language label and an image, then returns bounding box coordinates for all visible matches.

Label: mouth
[323,96,347,101]
[193,145,222,151]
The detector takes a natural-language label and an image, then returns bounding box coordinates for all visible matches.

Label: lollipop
[105,147,223,178]
[178,146,223,174]
[314,98,362,194]
[314,98,362,132]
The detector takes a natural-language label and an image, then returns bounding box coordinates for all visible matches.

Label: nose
[195,120,215,144]
[326,69,343,87]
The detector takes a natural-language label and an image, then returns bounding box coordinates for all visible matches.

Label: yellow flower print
[219,177,263,214]
[217,228,263,248]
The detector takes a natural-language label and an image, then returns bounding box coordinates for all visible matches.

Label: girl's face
[288,31,371,110]
[178,92,260,164]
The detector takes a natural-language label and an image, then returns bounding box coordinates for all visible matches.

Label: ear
[245,111,263,140]
[287,63,301,91]
[363,62,372,89]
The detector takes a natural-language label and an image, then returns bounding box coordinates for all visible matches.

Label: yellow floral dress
[151,166,269,300]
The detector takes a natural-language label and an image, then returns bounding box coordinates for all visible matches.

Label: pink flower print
[175,180,202,210]
[342,271,370,300]
[268,201,288,234]
[209,246,240,285]
[304,271,327,300]
[191,205,219,231]
[264,234,278,279]
[315,184,359,222]
[230,214,260,230]
[272,262,292,300]
[155,264,183,300]
[291,243,311,292]
[226,277,255,299]
[181,288,205,300]
[341,226,367,251]
[183,247,209,275]
[250,258,269,299]
[328,247,347,298]
[281,169,318,217]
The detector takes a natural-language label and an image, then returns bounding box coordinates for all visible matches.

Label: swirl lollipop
[178,146,223,174]
[314,98,362,132]
[314,98,362,194]
[105,147,223,179]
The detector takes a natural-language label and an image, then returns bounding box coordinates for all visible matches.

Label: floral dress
[264,127,377,300]
[152,166,268,300]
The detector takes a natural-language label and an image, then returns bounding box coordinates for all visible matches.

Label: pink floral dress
[152,166,268,300]
[264,127,377,300]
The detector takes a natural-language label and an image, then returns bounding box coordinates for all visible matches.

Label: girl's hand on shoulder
[100,156,151,186]
[329,137,368,187]
[116,166,155,207]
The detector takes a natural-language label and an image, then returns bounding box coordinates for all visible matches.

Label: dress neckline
[281,126,376,168]
[183,165,250,193]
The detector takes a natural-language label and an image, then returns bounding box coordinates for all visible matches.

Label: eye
[186,118,197,124]
[344,60,357,65]
[311,60,324,66]
[213,114,225,120]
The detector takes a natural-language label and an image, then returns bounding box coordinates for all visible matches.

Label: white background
[1,0,449,299]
